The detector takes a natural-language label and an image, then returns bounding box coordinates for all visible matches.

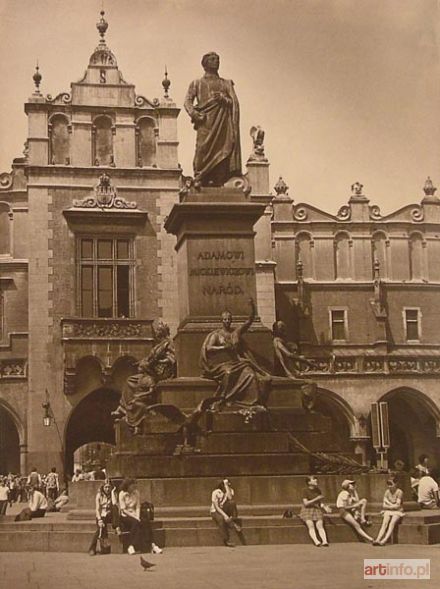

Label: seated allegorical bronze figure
[200,298,271,408]
[272,320,317,412]
[112,320,176,434]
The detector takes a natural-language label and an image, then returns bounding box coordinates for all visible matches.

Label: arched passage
[65,387,119,476]
[379,387,440,473]
[0,404,20,473]
[314,388,355,453]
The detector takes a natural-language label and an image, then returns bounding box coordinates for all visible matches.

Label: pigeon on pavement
[140,556,156,571]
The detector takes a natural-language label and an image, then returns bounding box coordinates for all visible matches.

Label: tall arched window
[409,233,425,280]
[93,115,114,166]
[372,232,388,278]
[295,233,313,279]
[137,117,156,167]
[334,233,351,279]
[49,114,70,164]
[0,202,11,256]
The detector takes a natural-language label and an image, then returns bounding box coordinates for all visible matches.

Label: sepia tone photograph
[0,0,439,587]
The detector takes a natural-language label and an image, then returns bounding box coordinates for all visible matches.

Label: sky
[0,0,439,214]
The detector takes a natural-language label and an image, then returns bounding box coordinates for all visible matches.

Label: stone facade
[0,16,182,474]
[272,179,440,468]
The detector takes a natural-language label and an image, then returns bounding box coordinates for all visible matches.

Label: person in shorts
[336,479,373,543]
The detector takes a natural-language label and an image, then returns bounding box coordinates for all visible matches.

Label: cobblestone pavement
[0,544,438,589]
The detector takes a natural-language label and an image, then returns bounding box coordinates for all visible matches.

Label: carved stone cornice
[61,318,154,341]
[0,358,27,379]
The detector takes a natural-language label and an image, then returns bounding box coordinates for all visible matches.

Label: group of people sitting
[0,467,69,519]
[299,476,404,547]
[210,466,440,549]
[89,478,162,556]
[72,466,107,482]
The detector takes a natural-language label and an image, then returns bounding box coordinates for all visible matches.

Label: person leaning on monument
[184,51,241,187]
[118,478,162,555]
[336,479,374,543]
[210,479,243,548]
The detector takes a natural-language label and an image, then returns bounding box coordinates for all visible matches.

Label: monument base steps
[1,511,439,552]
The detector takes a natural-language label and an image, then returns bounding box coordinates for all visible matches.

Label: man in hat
[336,479,373,543]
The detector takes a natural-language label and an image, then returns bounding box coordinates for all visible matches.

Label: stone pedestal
[164,187,273,376]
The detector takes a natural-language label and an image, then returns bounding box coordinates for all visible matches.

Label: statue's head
[202,52,220,73]
[273,320,287,337]
[153,319,170,341]
[221,310,233,329]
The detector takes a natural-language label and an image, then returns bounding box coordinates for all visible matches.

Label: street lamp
[42,401,52,427]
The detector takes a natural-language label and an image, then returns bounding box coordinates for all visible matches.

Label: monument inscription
[187,239,257,315]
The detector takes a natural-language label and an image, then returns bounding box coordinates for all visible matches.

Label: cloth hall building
[0,15,439,477]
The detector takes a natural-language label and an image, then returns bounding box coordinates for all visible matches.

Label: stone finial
[351,182,364,196]
[162,67,171,98]
[274,176,289,197]
[97,10,108,43]
[423,176,437,197]
[33,63,42,94]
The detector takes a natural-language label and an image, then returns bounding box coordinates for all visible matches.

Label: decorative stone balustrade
[302,355,440,376]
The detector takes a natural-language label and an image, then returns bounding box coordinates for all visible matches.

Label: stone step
[67,501,421,521]
[1,516,439,551]
[108,452,311,478]
[68,474,395,510]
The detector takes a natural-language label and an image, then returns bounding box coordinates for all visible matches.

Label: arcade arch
[0,402,22,474]
[64,387,119,476]
[378,387,440,472]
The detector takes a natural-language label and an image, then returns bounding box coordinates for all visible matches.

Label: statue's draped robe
[121,338,176,428]
[200,327,270,406]
[273,336,316,411]
[184,74,241,185]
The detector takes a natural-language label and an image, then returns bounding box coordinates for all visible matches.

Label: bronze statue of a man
[184,52,241,187]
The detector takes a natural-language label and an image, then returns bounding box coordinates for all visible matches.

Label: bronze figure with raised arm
[200,298,271,407]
